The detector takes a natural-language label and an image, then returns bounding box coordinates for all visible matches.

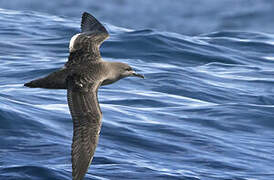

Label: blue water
[1,4,274,180]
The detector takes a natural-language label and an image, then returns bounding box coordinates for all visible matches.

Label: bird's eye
[125,67,132,71]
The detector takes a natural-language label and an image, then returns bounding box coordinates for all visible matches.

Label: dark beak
[132,71,145,79]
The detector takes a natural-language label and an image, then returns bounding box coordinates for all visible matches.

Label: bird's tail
[24,68,68,89]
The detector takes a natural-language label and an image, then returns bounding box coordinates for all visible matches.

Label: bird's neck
[100,61,121,86]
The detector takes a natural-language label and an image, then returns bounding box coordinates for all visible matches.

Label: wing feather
[67,76,102,180]
[81,12,109,47]
[66,12,109,67]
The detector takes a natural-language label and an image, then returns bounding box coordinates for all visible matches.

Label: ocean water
[1,5,274,180]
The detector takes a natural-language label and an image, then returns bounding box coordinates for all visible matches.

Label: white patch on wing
[69,33,80,52]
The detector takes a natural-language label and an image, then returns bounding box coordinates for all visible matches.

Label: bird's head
[102,62,144,85]
[116,62,144,79]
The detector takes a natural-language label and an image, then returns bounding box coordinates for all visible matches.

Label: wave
[1,9,274,180]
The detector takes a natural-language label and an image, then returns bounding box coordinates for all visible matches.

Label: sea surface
[1,5,274,180]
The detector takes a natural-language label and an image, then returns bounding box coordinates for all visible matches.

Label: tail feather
[24,68,68,89]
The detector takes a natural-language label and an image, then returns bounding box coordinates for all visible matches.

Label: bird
[24,12,144,180]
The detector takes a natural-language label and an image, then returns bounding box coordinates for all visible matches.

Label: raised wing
[67,75,102,180]
[66,12,109,67]
[81,12,108,35]
[80,12,109,47]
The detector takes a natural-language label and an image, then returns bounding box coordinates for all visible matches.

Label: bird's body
[25,12,144,180]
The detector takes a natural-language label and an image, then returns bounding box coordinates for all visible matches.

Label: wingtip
[80,12,108,34]
[24,81,32,87]
[82,12,89,18]
[81,12,94,22]
[24,81,37,88]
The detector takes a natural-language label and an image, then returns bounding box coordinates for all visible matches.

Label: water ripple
[0,9,274,180]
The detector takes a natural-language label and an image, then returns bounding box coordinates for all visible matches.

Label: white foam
[264,56,274,61]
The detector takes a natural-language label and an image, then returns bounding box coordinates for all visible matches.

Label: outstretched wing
[66,12,109,67]
[67,75,102,180]
[24,67,68,89]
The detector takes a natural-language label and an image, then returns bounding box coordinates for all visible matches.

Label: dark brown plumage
[24,12,144,180]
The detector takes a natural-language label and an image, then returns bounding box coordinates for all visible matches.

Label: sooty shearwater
[24,12,144,180]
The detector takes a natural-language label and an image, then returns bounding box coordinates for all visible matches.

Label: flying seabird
[24,12,144,180]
